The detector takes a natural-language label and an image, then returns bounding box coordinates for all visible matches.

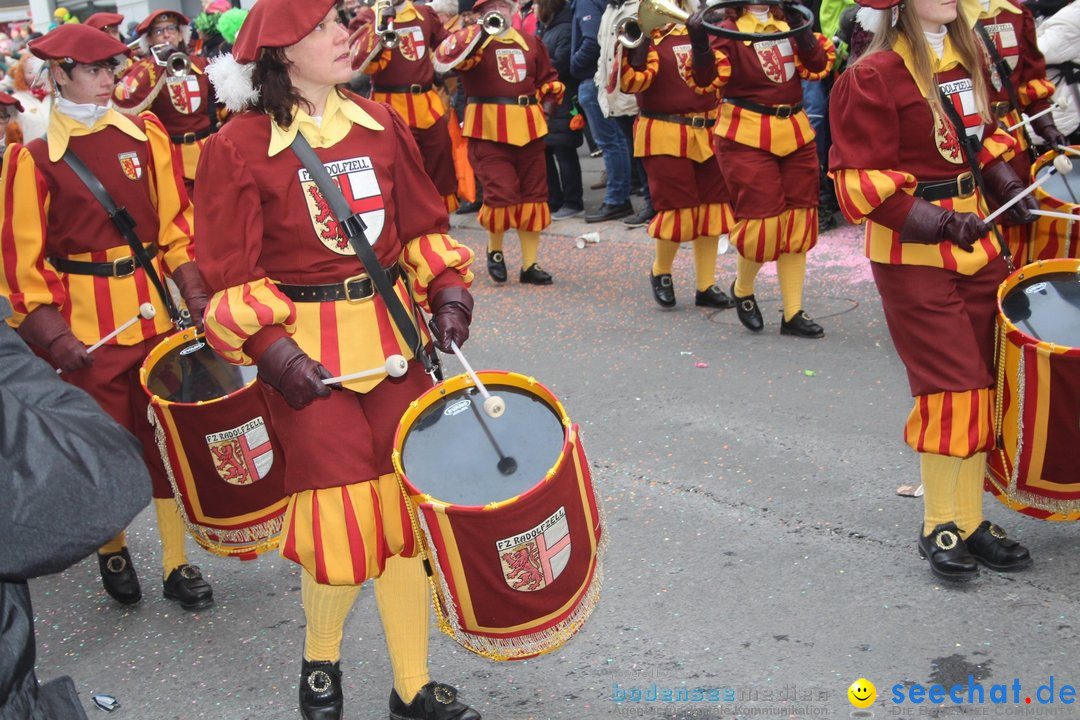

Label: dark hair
[251,46,312,126]
[536,0,565,25]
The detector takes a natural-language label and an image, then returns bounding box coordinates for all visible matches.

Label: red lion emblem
[210,441,248,484]
[935,115,962,163]
[307,184,350,250]
[500,545,544,591]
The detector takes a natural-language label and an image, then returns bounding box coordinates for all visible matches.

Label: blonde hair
[859,1,992,130]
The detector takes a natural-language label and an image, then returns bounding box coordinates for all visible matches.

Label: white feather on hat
[855,5,893,33]
[206,53,259,112]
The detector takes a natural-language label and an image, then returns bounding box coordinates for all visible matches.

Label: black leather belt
[467,95,538,105]
[914,172,976,201]
[49,244,158,277]
[724,97,804,118]
[990,101,1012,118]
[170,127,213,144]
[639,110,716,128]
[373,83,433,94]
[276,266,400,303]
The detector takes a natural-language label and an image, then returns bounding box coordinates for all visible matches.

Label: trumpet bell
[481,10,508,35]
[616,18,645,48]
[636,0,690,36]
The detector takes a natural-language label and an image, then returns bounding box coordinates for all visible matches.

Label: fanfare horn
[616,0,690,48]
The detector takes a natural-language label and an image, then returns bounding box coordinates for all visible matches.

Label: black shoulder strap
[60,149,181,322]
[288,133,437,376]
[973,21,1036,162]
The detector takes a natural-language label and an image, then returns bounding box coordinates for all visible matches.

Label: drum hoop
[139,326,258,407]
[392,370,574,509]
[997,258,1080,354]
[1032,146,1080,208]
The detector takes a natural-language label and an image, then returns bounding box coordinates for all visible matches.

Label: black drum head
[400,384,565,506]
[1002,271,1080,346]
[145,338,256,403]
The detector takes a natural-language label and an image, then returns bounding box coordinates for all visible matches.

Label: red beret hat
[85,12,125,31]
[232,0,337,64]
[854,0,900,8]
[29,24,131,64]
[136,8,191,37]
[0,92,24,113]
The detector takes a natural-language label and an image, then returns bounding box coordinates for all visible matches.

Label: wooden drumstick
[322,354,408,385]
[1032,208,1080,222]
[57,303,156,373]
[449,340,504,418]
[984,155,1074,225]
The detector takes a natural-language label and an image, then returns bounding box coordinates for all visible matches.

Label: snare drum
[986,259,1080,520]
[141,327,289,558]
[393,371,603,660]
[1028,147,1080,262]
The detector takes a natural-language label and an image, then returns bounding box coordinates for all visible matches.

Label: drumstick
[984,155,1074,225]
[57,303,156,374]
[321,354,408,385]
[1057,145,1080,158]
[1007,101,1063,133]
[1032,208,1080,222]
[448,340,505,418]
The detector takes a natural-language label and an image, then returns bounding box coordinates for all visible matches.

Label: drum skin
[987,259,1080,520]
[140,327,289,558]
[1029,147,1080,262]
[393,371,604,660]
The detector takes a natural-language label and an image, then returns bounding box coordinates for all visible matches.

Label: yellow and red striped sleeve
[619,47,660,94]
[977,127,1016,167]
[795,34,836,81]
[370,90,446,129]
[0,143,64,327]
[538,79,565,104]
[833,169,918,224]
[679,49,731,96]
[399,233,475,310]
[142,113,195,274]
[1017,77,1055,109]
[204,278,298,365]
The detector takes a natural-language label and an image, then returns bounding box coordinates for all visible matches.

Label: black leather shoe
[695,284,735,309]
[455,199,482,215]
[917,522,979,581]
[162,564,214,611]
[519,264,553,285]
[964,521,1032,572]
[390,682,481,720]
[650,273,676,308]
[730,282,763,332]
[98,549,141,605]
[486,251,506,283]
[780,310,824,338]
[300,660,343,720]
[584,201,633,224]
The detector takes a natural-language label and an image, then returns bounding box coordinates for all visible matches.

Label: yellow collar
[893,33,966,97]
[481,27,529,51]
[736,11,789,41]
[47,107,147,163]
[268,90,385,157]
[977,0,1022,19]
[392,1,420,22]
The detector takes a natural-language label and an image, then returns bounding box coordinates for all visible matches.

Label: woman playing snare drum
[195,1,481,717]
[829,0,1036,580]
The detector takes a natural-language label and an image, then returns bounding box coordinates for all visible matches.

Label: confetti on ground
[803,370,817,377]
[695,362,709,368]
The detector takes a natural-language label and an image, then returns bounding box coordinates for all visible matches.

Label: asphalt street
[28,151,1080,720]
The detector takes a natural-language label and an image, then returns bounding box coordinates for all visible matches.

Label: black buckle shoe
[780,309,824,338]
[695,284,735,309]
[98,549,141,605]
[917,522,979,581]
[650,273,676,308]
[730,282,763,332]
[390,682,481,720]
[519,263,553,285]
[300,660,343,720]
[965,521,1032,572]
[486,251,507,283]
[163,564,214,611]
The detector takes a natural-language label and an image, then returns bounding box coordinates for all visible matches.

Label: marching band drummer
[829,0,1037,579]
[0,24,214,610]
[196,1,481,718]
[618,7,737,310]
[683,1,835,338]
[351,0,460,211]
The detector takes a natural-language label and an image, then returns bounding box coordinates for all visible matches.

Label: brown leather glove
[171,262,209,332]
[17,304,93,373]
[900,199,986,252]
[626,40,650,70]
[982,160,1038,225]
[541,95,559,117]
[429,286,474,352]
[686,8,716,85]
[1031,111,1067,150]
[256,337,333,410]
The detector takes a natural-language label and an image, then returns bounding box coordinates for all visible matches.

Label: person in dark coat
[0,295,151,720]
[538,0,585,218]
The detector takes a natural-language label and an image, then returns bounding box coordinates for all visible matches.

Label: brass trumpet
[480,10,509,35]
[149,43,191,77]
[374,0,398,48]
[615,0,690,48]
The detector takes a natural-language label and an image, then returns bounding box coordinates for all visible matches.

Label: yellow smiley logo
[848,678,876,709]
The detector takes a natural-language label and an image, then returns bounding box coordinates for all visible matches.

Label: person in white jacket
[1037,0,1080,138]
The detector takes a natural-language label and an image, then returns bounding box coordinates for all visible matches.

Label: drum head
[1035,155,1080,205]
[400,383,565,506]
[1001,271,1080,347]
[145,336,257,403]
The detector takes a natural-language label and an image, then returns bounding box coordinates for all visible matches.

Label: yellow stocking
[487,231,504,253]
[921,452,963,535]
[374,555,430,703]
[518,230,540,270]
[692,235,719,292]
[734,256,764,298]
[301,569,361,662]
[154,498,188,577]
[954,452,989,538]
[99,531,126,555]
[652,239,679,276]
[776,251,807,322]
